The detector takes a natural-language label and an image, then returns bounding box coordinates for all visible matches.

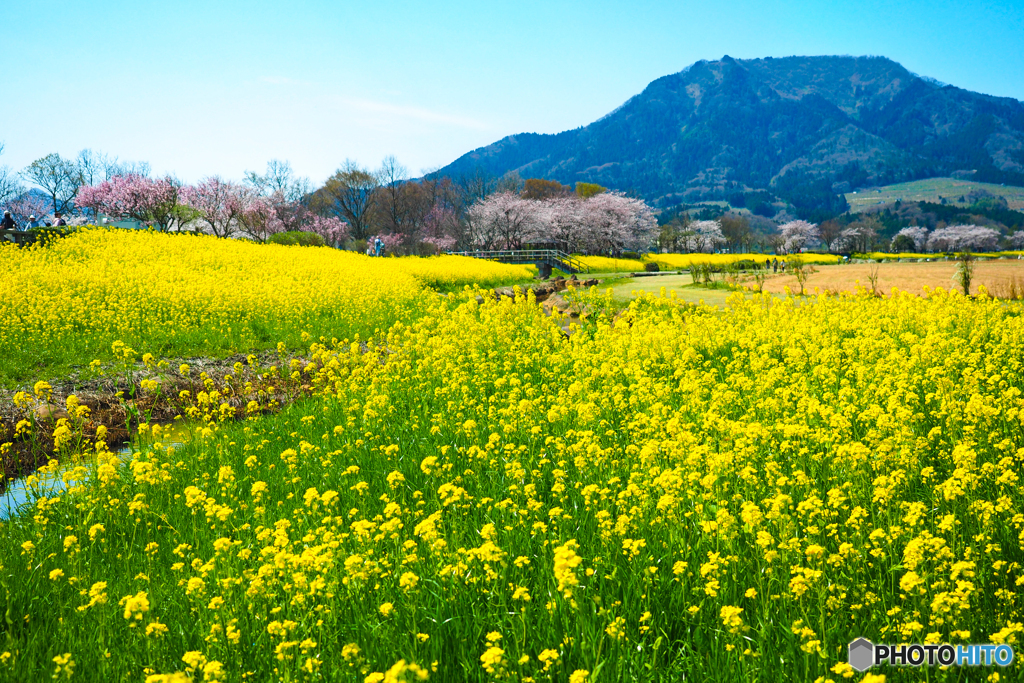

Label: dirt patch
[0,351,315,489]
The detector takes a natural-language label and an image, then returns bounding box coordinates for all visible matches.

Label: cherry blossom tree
[306,215,350,248]
[245,159,315,233]
[417,205,459,254]
[689,219,726,253]
[467,191,545,250]
[77,175,189,231]
[578,191,656,254]
[180,177,247,238]
[926,224,1001,252]
[892,226,929,252]
[2,193,48,226]
[779,220,819,253]
[1010,231,1024,250]
[235,193,285,242]
[546,196,587,253]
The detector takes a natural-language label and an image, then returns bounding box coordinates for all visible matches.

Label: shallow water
[0,423,192,520]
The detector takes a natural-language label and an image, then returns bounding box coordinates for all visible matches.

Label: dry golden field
[760,259,1024,297]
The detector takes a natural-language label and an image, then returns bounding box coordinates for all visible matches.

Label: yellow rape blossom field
[579,253,842,273]
[1,232,1023,682]
[0,229,533,384]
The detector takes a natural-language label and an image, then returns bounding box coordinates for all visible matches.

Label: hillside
[845,177,1024,212]
[434,55,1024,219]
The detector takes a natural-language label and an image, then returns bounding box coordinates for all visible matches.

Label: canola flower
[0,282,1023,681]
[0,228,531,383]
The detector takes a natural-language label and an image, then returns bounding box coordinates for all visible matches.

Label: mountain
[434,56,1024,219]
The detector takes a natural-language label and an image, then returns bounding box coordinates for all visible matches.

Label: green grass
[845,177,1024,212]
[604,275,738,308]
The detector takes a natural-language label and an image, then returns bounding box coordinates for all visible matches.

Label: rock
[35,405,69,421]
[582,279,599,286]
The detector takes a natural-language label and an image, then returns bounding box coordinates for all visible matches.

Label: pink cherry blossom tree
[418,204,459,254]
[235,193,286,242]
[180,177,247,238]
[77,174,187,231]
[306,215,350,248]
[2,193,49,227]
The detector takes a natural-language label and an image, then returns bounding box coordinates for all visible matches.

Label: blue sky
[3,0,1023,185]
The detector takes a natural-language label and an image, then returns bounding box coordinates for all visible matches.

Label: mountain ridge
[433,55,1024,219]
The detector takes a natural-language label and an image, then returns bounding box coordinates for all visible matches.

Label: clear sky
[3,0,1023,185]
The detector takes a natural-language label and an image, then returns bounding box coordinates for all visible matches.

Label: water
[0,424,192,520]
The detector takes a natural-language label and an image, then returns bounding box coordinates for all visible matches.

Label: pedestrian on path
[0,211,16,231]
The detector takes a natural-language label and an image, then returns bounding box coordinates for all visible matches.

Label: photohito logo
[848,638,1015,671]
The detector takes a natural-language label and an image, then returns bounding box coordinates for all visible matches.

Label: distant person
[375,237,383,257]
[772,258,778,273]
[53,212,67,227]
[27,215,39,229]
[0,211,16,231]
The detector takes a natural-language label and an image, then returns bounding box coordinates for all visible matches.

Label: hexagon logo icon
[848,638,875,672]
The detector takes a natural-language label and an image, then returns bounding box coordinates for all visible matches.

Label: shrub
[644,261,660,272]
[268,231,326,247]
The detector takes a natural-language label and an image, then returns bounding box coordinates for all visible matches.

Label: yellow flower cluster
[2,280,1023,680]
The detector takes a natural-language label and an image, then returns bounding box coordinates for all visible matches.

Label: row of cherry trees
[891,224,1018,252]
[465,191,657,254]
[77,172,350,246]
[778,220,1019,254]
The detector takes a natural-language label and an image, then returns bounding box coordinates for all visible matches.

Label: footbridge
[0,230,38,246]
[448,249,589,277]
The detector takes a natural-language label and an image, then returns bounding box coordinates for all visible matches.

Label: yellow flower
[400,571,419,591]
[146,622,169,638]
[52,653,74,679]
[720,605,745,634]
[121,591,150,622]
[480,646,505,674]
[379,602,395,618]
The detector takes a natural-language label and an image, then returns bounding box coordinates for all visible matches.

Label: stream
[0,424,192,520]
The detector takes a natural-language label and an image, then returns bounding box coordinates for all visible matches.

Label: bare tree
[245,159,311,203]
[311,159,380,241]
[22,153,83,215]
[374,155,410,237]
[817,219,843,253]
[76,149,150,186]
[0,144,24,208]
